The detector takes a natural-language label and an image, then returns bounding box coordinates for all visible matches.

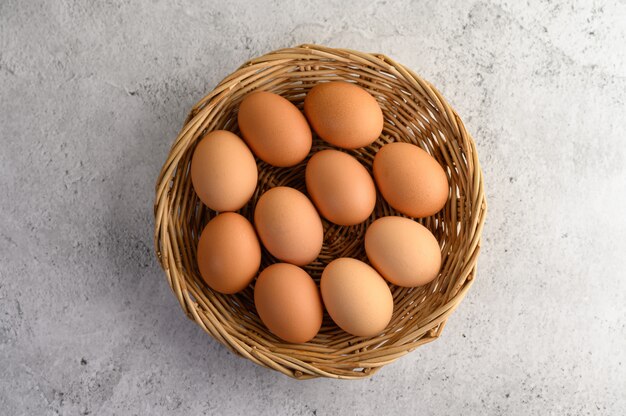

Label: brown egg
[254,263,323,343]
[190,130,258,212]
[373,142,448,218]
[196,212,261,294]
[320,258,393,337]
[254,187,323,266]
[304,82,383,149]
[237,91,312,167]
[305,149,376,226]
[365,216,441,287]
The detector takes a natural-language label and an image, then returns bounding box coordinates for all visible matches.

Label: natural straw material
[154,44,487,379]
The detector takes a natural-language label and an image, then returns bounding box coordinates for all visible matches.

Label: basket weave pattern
[154,44,487,379]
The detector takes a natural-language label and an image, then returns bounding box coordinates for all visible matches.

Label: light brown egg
[304,82,384,149]
[320,258,393,337]
[254,263,323,343]
[237,91,312,167]
[254,187,323,266]
[190,130,258,212]
[196,212,261,294]
[305,149,376,226]
[373,142,448,218]
[365,216,441,287]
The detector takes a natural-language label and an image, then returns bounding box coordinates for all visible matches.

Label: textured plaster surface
[1,1,625,415]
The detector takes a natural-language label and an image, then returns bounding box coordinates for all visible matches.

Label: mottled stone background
[1,1,625,415]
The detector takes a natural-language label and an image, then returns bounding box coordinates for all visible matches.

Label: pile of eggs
[191,82,448,343]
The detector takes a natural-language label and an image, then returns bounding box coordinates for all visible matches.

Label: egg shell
[237,91,312,167]
[304,82,384,149]
[196,212,261,294]
[373,142,448,218]
[254,187,323,266]
[365,216,441,287]
[190,130,258,212]
[254,263,323,343]
[320,258,393,337]
[305,149,376,226]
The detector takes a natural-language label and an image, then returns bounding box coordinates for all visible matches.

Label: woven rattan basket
[154,44,487,379]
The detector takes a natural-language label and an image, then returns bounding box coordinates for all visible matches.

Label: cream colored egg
[365,216,441,287]
[190,130,258,212]
[320,258,393,337]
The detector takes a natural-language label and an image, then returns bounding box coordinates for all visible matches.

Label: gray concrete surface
[1,0,625,415]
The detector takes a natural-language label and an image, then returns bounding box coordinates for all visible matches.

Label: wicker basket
[154,44,487,379]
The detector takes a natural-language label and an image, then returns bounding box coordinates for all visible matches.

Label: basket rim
[153,44,487,380]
